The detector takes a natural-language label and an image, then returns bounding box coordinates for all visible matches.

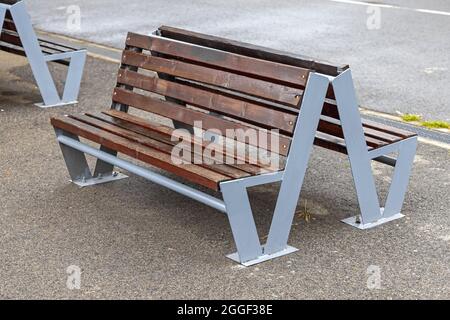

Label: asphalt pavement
[0,51,449,299]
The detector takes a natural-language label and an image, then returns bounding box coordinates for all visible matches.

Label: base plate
[341,212,405,230]
[35,101,78,108]
[227,245,298,267]
[72,173,128,188]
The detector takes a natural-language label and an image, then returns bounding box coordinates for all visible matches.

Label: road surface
[25,0,450,121]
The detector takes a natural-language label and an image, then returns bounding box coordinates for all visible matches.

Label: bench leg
[61,50,87,104]
[10,2,85,108]
[55,129,128,187]
[222,73,330,266]
[332,70,417,229]
[383,137,417,218]
[0,7,6,31]
[93,146,117,177]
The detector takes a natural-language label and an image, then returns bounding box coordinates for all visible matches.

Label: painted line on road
[330,0,450,16]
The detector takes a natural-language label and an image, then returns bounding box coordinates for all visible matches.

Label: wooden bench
[51,26,418,266]
[0,0,86,107]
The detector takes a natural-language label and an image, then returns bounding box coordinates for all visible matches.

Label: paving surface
[0,52,449,299]
[22,0,450,122]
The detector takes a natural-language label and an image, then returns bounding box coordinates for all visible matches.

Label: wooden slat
[126,32,310,88]
[117,69,297,134]
[317,119,387,149]
[51,116,229,190]
[0,31,21,46]
[112,87,292,156]
[0,43,25,56]
[314,132,373,154]
[122,50,302,106]
[362,119,417,139]
[70,113,252,180]
[86,112,271,175]
[158,25,349,76]
[2,19,17,32]
[97,110,277,174]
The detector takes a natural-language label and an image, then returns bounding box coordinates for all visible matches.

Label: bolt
[288,121,294,126]
[112,171,119,177]
[355,215,361,224]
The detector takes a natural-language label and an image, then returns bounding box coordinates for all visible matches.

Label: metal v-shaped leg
[0,6,6,31]
[332,70,417,229]
[55,129,128,187]
[9,1,86,108]
[220,73,331,266]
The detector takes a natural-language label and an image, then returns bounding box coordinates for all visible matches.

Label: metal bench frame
[0,0,86,107]
[54,66,417,266]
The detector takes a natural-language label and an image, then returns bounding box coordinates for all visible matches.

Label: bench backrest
[0,12,23,49]
[114,29,345,157]
[153,27,413,155]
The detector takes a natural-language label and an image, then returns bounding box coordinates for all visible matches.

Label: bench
[0,0,86,107]
[51,26,418,266]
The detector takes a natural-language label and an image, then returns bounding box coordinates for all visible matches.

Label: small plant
[296,200,312,223]
[401,114,422,122]
[421,121,450,129]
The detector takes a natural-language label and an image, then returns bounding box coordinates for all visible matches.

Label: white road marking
[330,0,450,16]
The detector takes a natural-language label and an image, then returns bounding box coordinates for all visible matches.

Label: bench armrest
[44,49,87,62]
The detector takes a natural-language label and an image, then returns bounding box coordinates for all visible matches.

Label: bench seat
[51,107,416,191]
[51,110,282,191]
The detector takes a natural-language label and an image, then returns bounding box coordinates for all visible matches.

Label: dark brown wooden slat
[70,113,252,180]
[362,125,402,143]
[38,38,78,51]
[112,87,292,156]
[173,78,300,117]
[2,20,17,32]
[362,119,417,139]
[126,32,310,88]
[122,50,303,106]
[51,115,229,190]
[4,10,13,20]
[317,116,402,147]
[0,31,21,46]
[117,69,297,134]
[0,43,25,56]
[314,132,374,155]
[158,25,348,77]
[317,119,387,149]
[80,113,260,178]
[95,110,277,174]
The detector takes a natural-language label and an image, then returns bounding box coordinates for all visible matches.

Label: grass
[401,114,422,122]
[421,121,450,129]
[400,113,449,130]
